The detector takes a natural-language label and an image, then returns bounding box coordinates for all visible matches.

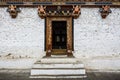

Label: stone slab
[32,63,84,68]
[30,75,87,78]
[38,57,79,63]
[30,57,86,78]
[30,69,86,75]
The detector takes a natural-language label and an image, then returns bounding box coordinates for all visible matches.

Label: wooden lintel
[0,2,120,7]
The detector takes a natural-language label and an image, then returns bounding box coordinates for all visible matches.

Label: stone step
[30,57,87,78]
[51,55,68,57]
[30,69,86,76]
[33,63,84,69]
[30,75,87,78]
[37,57,79,63]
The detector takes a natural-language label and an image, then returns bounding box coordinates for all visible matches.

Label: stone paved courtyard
[0,69,120,80]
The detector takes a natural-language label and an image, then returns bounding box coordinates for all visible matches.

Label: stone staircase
[30,57,87,78]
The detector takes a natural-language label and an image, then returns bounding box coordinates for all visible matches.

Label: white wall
[74,8,120,71]
[74,8,120,58]
[0,8,45,59]
[0,7,120,71]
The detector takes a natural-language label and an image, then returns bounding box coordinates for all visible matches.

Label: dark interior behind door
[52,21,67,49]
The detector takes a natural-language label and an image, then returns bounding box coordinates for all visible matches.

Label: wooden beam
[0,1,120,7]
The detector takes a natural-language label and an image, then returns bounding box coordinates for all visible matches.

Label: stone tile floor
[0,69,120,80]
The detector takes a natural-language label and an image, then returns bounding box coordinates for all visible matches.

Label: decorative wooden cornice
[38,5,81,18]
[0,0,119,19]
[0,0,120,7]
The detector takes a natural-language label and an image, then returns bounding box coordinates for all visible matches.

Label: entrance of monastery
[36,5,80,57]
[45,17,73,57]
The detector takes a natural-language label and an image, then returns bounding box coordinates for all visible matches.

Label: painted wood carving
[99,5,112,19]
[38,5,80,18]
[7,5,20,18]
[73,5,81,14]
[67,17,73,57]
[45,17,73,57]
[38,5,46,19]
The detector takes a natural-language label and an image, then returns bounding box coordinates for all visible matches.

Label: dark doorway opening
[52,21,67,49]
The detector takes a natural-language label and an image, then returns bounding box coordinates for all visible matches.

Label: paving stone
[0,70,120,80]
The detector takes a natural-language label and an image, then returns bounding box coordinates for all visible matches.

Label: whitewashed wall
[74,8,120,57]
[74,8,120,71]
[0,8,45,59]
[0,7,120,70]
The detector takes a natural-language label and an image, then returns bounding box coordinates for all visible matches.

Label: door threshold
[51,55,68,57]
[43,55,74,58]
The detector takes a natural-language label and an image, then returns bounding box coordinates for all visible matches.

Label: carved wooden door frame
[45,16,73,57]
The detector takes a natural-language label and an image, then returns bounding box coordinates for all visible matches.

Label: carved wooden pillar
[67,17,73,57]
[46,17,52,57]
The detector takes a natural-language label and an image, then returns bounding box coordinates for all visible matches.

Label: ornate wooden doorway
[45,17,73,57]
[37,5,80,57]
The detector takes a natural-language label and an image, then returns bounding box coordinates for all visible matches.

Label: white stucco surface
[0,8,45,58]
[0,7,120,70]
[74,8,120,58]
